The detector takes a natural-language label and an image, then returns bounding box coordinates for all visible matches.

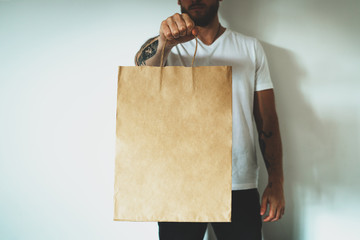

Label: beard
[180,1,219,27]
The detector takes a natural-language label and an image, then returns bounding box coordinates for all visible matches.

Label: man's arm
[253,89,285,222]
[135,36,172,66]
[135,36,159,66]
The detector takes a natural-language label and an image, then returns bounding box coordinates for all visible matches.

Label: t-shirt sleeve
[254,39,273,91]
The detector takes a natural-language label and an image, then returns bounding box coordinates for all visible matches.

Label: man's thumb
[192,27,199,37]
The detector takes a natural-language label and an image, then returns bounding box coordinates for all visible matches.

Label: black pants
[158,189,262,240]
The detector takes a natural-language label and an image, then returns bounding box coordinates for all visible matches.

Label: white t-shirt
[166,28,273,190]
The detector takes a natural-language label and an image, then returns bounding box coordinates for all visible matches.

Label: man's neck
[196,16,226,45]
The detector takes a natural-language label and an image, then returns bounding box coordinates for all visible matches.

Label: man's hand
[159,13,198,49]
[135,13,198,66]
[260,182,285,222]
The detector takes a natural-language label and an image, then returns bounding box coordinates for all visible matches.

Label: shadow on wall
[258,45,341,240]
[203,1,340,240]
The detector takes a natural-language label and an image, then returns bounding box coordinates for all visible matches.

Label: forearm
[258,117,284,184]
[134,36,173,66]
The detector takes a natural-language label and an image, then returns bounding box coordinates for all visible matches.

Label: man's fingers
[161,21,174,41]
[271,207,282,222]
[260,196,268,216]
[181,13,195,36]
[264,203,286,222]
[279,206,285,220]
[281,206,285,216]
[263,205,276,222]
[192,27,199,37]
[173,13,187,37]
[166,17,180,39]
[159,13,198,47]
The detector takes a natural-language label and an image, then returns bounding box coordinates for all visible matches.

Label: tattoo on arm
[135,36,159,66]
[259,130,273,170]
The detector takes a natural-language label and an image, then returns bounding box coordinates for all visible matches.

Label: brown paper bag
[114,39,232,222]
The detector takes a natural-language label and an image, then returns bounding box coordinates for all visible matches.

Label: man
[135,0,285,239]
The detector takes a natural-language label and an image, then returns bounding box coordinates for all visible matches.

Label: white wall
[0,0,359,239]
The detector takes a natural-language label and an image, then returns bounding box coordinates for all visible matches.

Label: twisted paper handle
[159,37,198,67]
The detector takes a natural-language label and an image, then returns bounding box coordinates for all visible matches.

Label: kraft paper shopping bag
[114,39,232,222]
